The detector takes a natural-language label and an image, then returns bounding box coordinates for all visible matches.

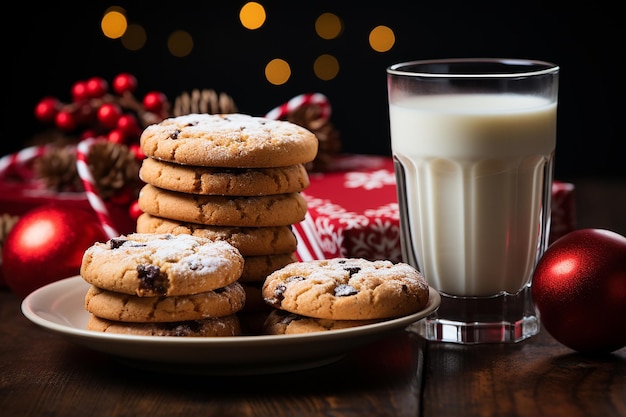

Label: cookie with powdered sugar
[139,113,318,168]
[262,258,430,320]
[80,233,244,297]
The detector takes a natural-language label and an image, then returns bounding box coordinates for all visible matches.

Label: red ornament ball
[532,228,626,354]
[2,205,109,299]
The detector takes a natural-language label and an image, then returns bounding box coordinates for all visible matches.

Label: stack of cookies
[261,258,431,334]
[135,113,319,312]
[80,233,247,336]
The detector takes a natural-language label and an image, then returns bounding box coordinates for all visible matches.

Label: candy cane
[265,93,331,121]
[76,137,119,239]
[0,145,49,180]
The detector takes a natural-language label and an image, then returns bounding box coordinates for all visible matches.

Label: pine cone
[88,141,141,200]
[33,144,82,192]
[287,103,342,172]
[173,89,238,116]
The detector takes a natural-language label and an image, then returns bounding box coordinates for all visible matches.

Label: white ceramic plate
[22,276,440,375]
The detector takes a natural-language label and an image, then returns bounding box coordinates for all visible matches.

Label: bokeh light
[315,13,343,40]
[314,54,340,81]
[265,59,291,85]
[101,8,127,39]
[240,2,266,30]
[99,5,397,84]
[168,30,194,58]
[369,25,395,52]
[121,24,147,51]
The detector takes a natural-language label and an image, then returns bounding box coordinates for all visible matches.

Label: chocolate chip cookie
[84,281,246,322]
[80,233,244,297]
[137,184,308,227]
[87,315,242,337]
[262,258,430,320]
[139,113,318,168]
[139,157,310,196]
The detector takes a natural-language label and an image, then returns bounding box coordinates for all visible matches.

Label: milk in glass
[390,94,556,297]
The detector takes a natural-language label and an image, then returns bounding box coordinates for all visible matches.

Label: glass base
[408,286,539,344]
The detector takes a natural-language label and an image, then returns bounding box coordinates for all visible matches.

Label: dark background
[6,1,625,181]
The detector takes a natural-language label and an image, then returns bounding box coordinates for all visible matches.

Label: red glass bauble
[2,205,109,298]
[532,228,626,354]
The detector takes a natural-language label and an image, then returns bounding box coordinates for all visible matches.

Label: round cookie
[139,157,310,196]
[137,184,307,227]
[239,253,298,282]
[84,281,246,322]
[262,258,430,320]
[139,113,319,168]
[87,314,241,337]
[80,233,244,297]
[136,213,297,256]
[263,309,379,335]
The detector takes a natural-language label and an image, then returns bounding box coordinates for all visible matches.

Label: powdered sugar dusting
[155,113,310,142]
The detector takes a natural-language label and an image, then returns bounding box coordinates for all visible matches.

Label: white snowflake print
[344,169,396,190]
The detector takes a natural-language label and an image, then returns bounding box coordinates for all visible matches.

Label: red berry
[107,128,126,144]
[112,73,137,95]
[86,77,108,98]
[143,91,167,113]
[116,114,140,137]
[71,81,89,102]
[34,97,60,123]
[128,143,145,161]
[80,129,99,140]
[55,110,77,131]
[97,103,122,129]
[74,102,96,125]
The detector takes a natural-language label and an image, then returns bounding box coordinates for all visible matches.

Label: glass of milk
[387,58,559,344]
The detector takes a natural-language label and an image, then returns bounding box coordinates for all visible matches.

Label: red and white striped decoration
[2,93,333,245]
[75,137,119,239]
[292,212,327,261]
[265,92,331,121]
[265,92,332,261]
[0,145,49,181]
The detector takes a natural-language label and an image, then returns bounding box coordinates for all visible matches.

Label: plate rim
[21,275,440,346]
[21,274,440,375]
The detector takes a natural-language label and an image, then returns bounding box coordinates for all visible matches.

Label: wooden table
[1,179,625,417]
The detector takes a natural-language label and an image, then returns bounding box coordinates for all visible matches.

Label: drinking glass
[387,58,559,343]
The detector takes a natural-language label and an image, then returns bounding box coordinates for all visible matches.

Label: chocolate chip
[279,313,300,325]
[344,266,361,276]
[335,284,358,297]
[274,283,287,302]
[187,259,202,271]
[285,275,306,283]
[263,283,287,307]
[109,238,126,249]
[170,129,181,139]
[163,321,202,336]
[137,264,167,294]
